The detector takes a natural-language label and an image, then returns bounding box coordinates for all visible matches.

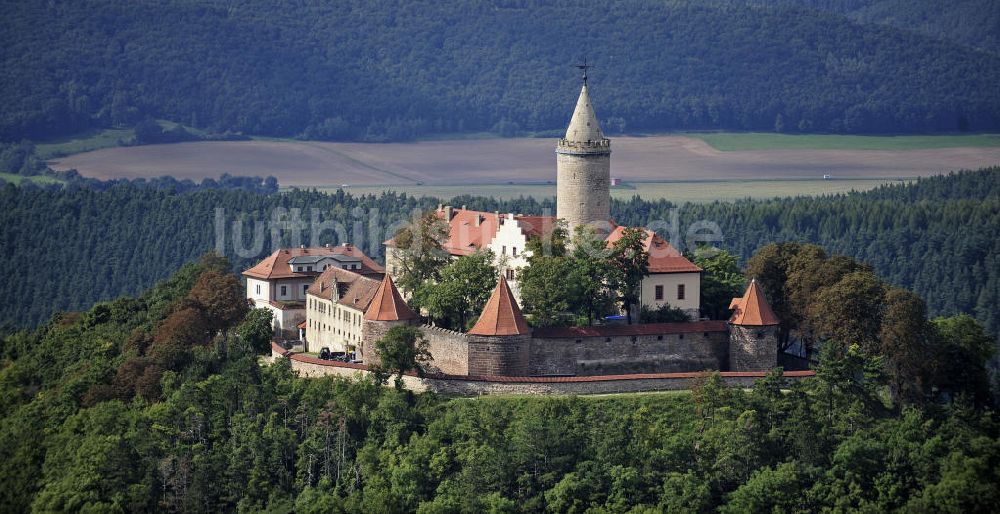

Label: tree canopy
[3,0,999,142]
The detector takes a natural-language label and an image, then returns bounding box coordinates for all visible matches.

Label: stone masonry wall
[728,325,778,371]
[531,330,728,376]
[360,319,412,366]
[467,334,530,376]
[273,343,812,396]
[556,152,610,233]
[420,325,469,375]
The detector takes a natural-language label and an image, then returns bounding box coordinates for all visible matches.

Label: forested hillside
[0,255,996,511]
[764,0,1000,54]
[3,0,999,142]
[1,167,998,344]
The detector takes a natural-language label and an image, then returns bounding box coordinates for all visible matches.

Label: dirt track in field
[49,136,1000,186]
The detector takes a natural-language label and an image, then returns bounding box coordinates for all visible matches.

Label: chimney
[475,214,482,227]
[495,211,502,225]
[461,205,467,211]
[445,205,453,220]
[325,243,331,248]
[300,245,306,249]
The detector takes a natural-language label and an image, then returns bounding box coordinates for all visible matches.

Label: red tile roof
[384,208,698,275]
[243,246,384,280]
[468,276,531,336]
[364,274,419,321]
[533,320,727,338]
[384,207,556,257]
[605,225,702,274]
[729,279,779,326]
[306,266,381,312]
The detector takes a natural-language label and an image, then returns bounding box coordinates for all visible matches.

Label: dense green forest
[2,0,999,142]
[1,256,997,512]
[3,167,997,346]
[766,0,1000,54]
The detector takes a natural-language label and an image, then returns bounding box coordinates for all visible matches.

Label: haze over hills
[3,0,999,142]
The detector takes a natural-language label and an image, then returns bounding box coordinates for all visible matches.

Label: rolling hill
[2,0,999,142]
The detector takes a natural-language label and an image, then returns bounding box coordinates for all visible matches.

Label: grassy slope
[34,127,134,159]
[0,172,64,186]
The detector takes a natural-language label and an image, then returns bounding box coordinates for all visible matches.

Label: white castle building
[243,244,384,338]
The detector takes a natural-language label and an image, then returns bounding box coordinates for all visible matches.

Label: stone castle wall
[360,319,413,366]
[531,330,728,376]
[420,324,469,375]
[556,152,610,232]
[467,334,531,376]
[273,341,813,396]
[729,325,778,371]
[361,320,775,378]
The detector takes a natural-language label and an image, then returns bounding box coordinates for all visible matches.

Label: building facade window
[303,284,308,295]
[655,285,664,300]
[256,284,261,295]
[677,284,685,300]
[281,285,287,296]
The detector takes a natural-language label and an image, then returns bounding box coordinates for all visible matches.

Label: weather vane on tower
[576,58,593,85]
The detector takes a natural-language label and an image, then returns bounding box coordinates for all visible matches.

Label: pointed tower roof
[364,274,418,321]
[564,84,606,142]
[728,279,779,326]
[468,276,530,336]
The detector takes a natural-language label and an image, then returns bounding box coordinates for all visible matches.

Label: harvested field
[49,135,1000,189]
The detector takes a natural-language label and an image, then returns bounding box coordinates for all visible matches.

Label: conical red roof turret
[364,274,418,321]
[728,278,779,326]
[468,276,530,336]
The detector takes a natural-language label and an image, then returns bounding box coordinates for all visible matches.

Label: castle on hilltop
[247,74,779,377]
[385,77,702,316]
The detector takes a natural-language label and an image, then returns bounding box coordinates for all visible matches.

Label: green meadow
[0,172,65,186]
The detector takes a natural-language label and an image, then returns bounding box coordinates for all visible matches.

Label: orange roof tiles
[468,276,531,336]
[243,245,384,280]
[605,225,702,274]
[306,266,381,311]
[364,274,419,321]
[384,207,699,275]
[729,279,779,326]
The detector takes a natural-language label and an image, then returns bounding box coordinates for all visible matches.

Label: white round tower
[556,79,611,235]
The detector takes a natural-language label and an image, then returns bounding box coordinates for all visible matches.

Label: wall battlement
[361,318,771,379]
